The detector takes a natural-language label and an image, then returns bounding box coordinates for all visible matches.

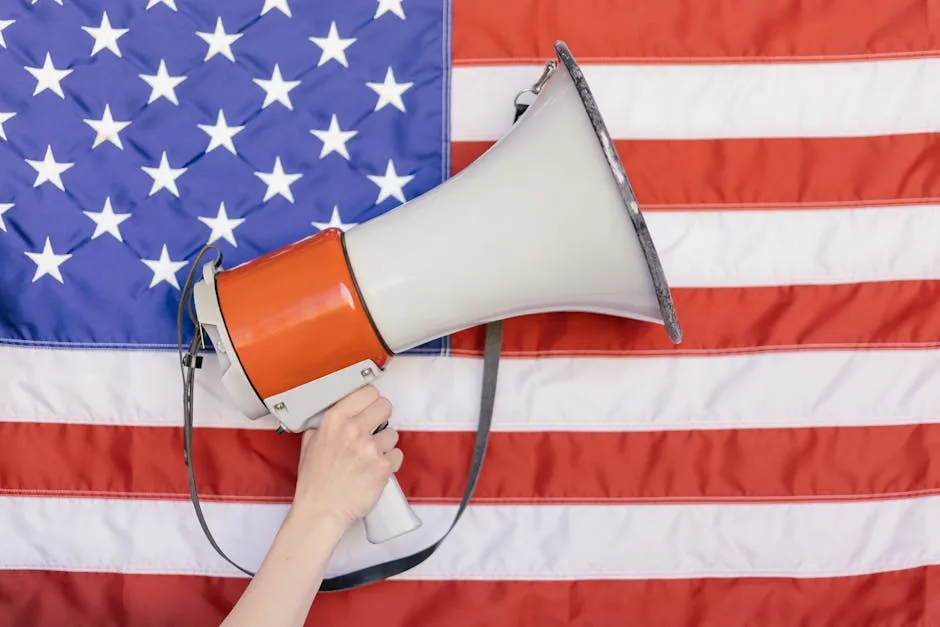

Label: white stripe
[451,57,940,141]
[1,494,938,579]
[650,204,940,287]
[2,343,938,431]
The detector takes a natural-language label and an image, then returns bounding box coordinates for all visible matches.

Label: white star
[254,157,302,203]
[83,104,131,149]
[196,17,242,62]
[25,145,74,191]
[253,64,299,110]
[367,159,414,204]
[0,203,12,232]
[198,202,245,247]
[24,53,73,98]
[82,11,128,57]
[83,197,131,242]
[141,244,187,289]
[140,59,186,105]
[30,0,63,5]
[366,67,412,112]
[0,112,14,140]
[197,110,243,155]
[310,114,357,160]
[141,151,186,197]
[146,0,177,11]
[374,0,405,19]
[25,237,72,284]
[312,205,356,232]
[309,21,355,68]
[0,19,14,48]
[260,0,291,17]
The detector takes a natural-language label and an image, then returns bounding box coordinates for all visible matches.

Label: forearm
[221,505,350,627]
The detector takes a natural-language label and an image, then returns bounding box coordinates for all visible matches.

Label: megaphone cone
[188,40,681,547]
[346,41,681,353]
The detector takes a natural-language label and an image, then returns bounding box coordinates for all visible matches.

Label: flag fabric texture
[1,0,939,624]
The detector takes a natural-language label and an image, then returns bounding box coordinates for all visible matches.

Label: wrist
[286,500,354,545]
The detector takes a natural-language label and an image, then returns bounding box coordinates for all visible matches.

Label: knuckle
[321,409,344,430]
[375,396,392,416]
[342,421,361,440]
[352,385,380,407]
[330,385,380,420]
[360,439,380,457]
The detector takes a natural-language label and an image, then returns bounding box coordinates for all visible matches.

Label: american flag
[1,0,939,624]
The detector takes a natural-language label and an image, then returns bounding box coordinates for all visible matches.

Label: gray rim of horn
[553,40,683,344]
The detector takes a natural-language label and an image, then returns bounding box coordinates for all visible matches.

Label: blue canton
[0,0,450,355]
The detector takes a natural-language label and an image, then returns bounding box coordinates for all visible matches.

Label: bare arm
[221,385,403,627]
[219,505,348,627]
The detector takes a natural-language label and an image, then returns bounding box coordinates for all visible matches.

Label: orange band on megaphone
[214,228,391,401]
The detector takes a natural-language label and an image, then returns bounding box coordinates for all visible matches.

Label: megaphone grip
[363,475,422,544]
[364,418,422,543]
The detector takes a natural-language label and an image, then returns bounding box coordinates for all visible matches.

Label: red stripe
[3,422,939,504]
[451,134,940,209]
[2,567,936,627]
[450,281,940,357]
[452,0,940,63]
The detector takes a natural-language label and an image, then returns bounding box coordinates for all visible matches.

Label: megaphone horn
[184,40,681,559]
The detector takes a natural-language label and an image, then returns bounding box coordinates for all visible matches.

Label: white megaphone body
[189,40,681,547]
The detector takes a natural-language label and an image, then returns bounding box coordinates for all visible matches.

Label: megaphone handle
[318,319,502,591]
[358,420,423,543]
[363,474,422,544]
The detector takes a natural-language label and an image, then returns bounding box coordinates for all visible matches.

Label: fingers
[311,385,404,473]
[352,395,392,436]
[372,426,399,453]
[321,385,391,436]
[327,385,381,421]
[384,448,404,472]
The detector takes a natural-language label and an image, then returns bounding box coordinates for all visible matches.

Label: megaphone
[184,40,681,552]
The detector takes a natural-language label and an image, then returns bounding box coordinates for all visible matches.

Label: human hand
[290,385,404,532]
[221,386,403,627]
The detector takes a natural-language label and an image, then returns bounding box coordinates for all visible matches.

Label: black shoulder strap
[178,316,502,591]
